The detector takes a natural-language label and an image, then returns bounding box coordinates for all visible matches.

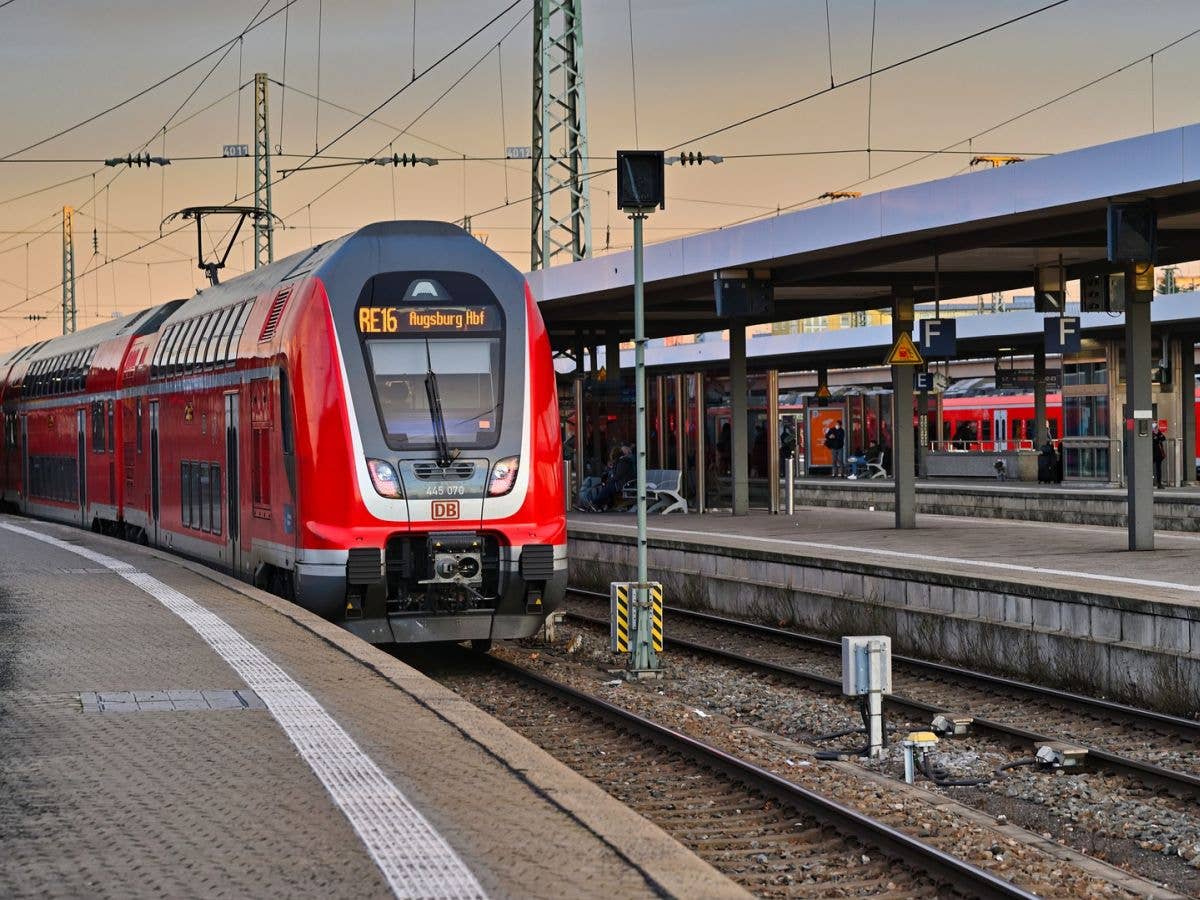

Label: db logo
[432,500,460,520]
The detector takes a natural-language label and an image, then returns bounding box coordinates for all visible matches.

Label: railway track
[420,647,1034,899]
[564,588,1200,803]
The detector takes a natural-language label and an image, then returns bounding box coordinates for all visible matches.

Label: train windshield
[366,338,502,450]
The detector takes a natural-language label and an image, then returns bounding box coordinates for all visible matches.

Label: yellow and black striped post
[610,582,630,653]
[612,581,664,676]
[650,583,663,653]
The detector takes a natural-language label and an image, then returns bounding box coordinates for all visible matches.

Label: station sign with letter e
[1044,316,1081,354]
[919,319,956,358]
[885,332,924,366]
[914,372,934,391]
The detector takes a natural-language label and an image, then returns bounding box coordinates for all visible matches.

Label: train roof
[15,302,182,365]
[155,220,496,325]
[0,221,507,362]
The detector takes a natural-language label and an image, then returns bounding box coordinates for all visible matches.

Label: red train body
[0,222,566,644]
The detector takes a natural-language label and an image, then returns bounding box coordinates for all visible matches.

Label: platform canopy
[527,125,1200,345]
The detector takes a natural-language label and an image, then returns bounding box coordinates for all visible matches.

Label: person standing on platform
[825,419,846,477]
[1152,423,1167,489]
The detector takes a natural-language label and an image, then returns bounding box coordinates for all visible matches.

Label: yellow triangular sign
[885,332,924,366]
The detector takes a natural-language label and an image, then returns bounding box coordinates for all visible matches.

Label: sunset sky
[2,0,1199,350]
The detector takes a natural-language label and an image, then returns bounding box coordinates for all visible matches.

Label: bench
[622,469,687,515]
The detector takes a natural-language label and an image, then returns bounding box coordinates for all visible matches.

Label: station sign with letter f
[919,319,956,358]
[1044,316,1081,354]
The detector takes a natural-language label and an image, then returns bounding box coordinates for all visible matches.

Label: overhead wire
[0,2,280,318]
[823,0,835,88]
[0,0,298,161]
[866,0,877,179]
[453,0,1072,241]
[714,22,1200,230]
[627,0,640,149]
[664,0,1072,152]
[277,3,531,220]
[278,0,290,151]
[1,0,529,323]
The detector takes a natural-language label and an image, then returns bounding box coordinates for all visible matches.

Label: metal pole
[694,371,706,514]
[730,319,748,514]
[1125,263,1154,550]
[785,456,795,515]
[1033,346,1048,447]
[633,213,649,586]
[767,369,779,512]
[892,288,916,528]
[1180,338,1196,486]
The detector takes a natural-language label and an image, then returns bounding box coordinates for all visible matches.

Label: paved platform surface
[0,514,745,900]
[570,506,1200,610]
[792,475,1200,496]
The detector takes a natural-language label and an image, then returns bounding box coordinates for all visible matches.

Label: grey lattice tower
[254,73,274,267]
[61,206,76,334]
[530,0,591,269]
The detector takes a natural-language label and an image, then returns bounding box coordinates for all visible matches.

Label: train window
[210,466,221,535]
[172,319,200,373]
[162,324,186,375]
[191,460,204,528]
[192,314,217,369]
[91,401,106,452]
[365,337,503,451]
[251,427,271,514]
[151,326,174,376]
[222,300,254,363]
[162,323,183,374]
[198,463,211,532]
[182,318,204,369]
[981,419,992,442]
[203,307,233,367]
[181,462,192,528]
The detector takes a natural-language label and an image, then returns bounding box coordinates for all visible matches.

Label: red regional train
[0,221,566,646]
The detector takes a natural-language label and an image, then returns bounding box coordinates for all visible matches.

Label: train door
[224,393,240,575]
[76,408,87,525]
[993,408,1008,451]
[149,400,160,544]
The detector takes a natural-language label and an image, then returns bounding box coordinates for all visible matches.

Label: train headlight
[487,456,519,496]
[366,459,403,498]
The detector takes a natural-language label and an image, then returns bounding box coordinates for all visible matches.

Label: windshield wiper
[424,339,453,468]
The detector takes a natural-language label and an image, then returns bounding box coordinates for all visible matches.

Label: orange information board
[807,408,843,469]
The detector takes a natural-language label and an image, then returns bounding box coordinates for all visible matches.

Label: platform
[781,476,1200,531]
[0,514,744,900]
[568,508,1200,712]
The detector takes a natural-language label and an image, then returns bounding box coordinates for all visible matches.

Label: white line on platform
[595,522,1200,597]
[0,521,486,900]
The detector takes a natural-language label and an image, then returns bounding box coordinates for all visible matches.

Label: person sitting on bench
[579,445,635,511]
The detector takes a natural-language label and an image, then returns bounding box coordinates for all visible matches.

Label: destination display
[357,305,494,334]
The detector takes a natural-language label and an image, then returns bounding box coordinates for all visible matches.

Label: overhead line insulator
[104,152,171,168]
[372,153,438,167]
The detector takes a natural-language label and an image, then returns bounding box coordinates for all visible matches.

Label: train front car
[294,221,566,644]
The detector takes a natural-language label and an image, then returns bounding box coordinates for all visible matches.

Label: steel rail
[565,590,1200,802]
[484,653,1035,900]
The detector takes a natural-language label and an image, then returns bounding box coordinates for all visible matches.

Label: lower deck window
[180,460,222,534]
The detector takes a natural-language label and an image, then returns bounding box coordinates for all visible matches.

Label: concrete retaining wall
[570,528,1200,715]
[787,481,1200,531]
